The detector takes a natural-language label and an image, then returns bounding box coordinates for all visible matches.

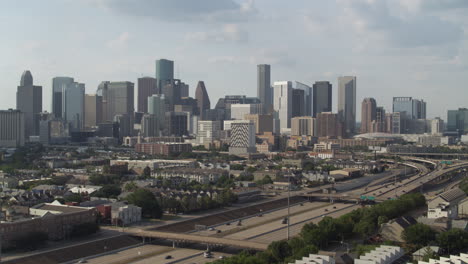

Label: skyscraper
[338,76,356,136]
[148,94,166,134]
[292,88,305,118]
[0,109,24,147]
[155,59,174,92]
[197,120,221,144]
[195,81,211,120]
[373,107,386,133]
[84,94,102,129]
[360,98,377,134]
[317,112,342,138]
[229,120,257,155]
[105,82,134,123]
[273,81,293,130]
[52,77,74,119]
[295,82,312,116]
[392,97,426,119]
[447,108,468,134]
[313,81,332,117]
[62,82,85,131]
[165,112,188,137]
[257,64,272,113]
[96,81,110,122]
[16,70,42,138]
[291,116,316,136]
[141,114,160,137]
[137,77,157,113]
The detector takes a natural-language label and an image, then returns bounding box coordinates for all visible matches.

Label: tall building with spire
[195,81,211,120]
[16,70,42,138]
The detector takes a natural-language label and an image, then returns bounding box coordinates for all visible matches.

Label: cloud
[249,49,296,68]
[95,0,257,23]
[185,24,248,43]
[421,0,468,10]
[106,32,130,50]
[342,0,464,48]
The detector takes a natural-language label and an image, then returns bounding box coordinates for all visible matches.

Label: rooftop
[438,187,466,203]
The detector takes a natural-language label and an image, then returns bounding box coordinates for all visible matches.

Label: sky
[1,0,467,120]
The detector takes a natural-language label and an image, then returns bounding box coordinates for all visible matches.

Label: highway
[113,158,468,264]
[85,245,230,264]
[124,229,268,251]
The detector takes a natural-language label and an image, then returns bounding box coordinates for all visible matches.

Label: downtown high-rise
[338,76,356,137]
[257,64,272,113]
[51,77,74,118]
[195,81,211,120]
[313,81,332,117]
[16,70,42,138]
[361,98,377,134]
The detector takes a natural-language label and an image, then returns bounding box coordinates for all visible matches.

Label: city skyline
[1,1,467,119]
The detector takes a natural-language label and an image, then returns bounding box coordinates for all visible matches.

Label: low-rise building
[412,246,440,262]
[417,253,468,264]
[135,142,192,156]
[329,168,362,178]
[110,159,196,171]
[1,201,97,248]
[379,216,417,242]
[111,202,142,226]
[289,254,335,264]
[152,168,228,184]
[428,188,466,219]
[354,245,404,264]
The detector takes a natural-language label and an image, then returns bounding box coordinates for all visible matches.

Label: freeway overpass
[125,229,268,251]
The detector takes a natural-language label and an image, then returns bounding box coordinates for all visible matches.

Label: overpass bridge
[125,229,268,251]
[300,193,385,202]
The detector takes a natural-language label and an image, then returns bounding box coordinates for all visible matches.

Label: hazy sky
[1,0,467,120]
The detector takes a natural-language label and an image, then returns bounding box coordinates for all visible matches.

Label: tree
[246,166,257,173]
[124,182,138,192]
[92,184,121,198]
[64,193,83,203]
[436,228,468,253]
[230,164,245,171]
[268,240,292,263]
[142,166,151,178]
[126,189,163,219]
[402,223,436,246]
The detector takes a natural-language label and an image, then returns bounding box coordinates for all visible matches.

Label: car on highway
[324,208,328,212]
[226,222,231,226]
[333,206,336,209]
[282,217,288,224]
[165,255,172,259]
[208,227,215,231]
[77,259,87,263]
[219,256,226,259]
[204,252,213,258]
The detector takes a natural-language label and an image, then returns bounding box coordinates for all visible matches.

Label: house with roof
[379,216,417,242]
[427,188,466,219]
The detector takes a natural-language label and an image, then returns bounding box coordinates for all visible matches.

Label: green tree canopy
[126,189,163,219]
[402,223,436,246]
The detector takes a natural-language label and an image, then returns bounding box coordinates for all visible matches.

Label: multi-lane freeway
[82,158,468,264]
